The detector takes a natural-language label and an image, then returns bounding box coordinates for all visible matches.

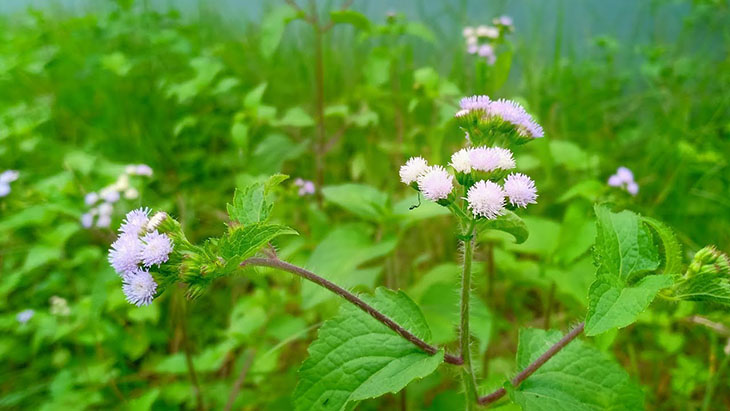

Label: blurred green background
[1,0,729,409]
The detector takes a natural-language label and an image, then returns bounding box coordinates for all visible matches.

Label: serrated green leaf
[220,224,297,270]
[329,10,371,31]
[585,275,673,336]
[641,216,683,275]
[673,273,730,306]
[479,209,529,244]
[293,287,443,411]
[586,205,669,335]
[227,175,288,225]
[511,328,644,410]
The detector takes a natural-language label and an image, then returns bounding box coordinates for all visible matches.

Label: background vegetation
[1,0,729,409]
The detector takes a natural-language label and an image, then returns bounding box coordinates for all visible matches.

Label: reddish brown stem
[478,322,585,406]
[242,257,463,365]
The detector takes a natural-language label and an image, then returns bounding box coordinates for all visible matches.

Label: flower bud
[687,246,730,277]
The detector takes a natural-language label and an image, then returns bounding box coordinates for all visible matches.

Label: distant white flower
[109,233,142,277]
[607,166,639,196]
[124,187,139,199]
[16,309,34,324]
[493,147,516,170]
[466,35,478,46]
[626,181,639,196]
[494,15,513,27]
[503,173,538,207]
[467,180,506,219]
[467,44,479,54]
[125,165,137,175]
[100,188,120,203]
[120,207,150,236]
[146,211,168,232]
[81,212,94,228]
[462,26,475,37]
[49,296,71,316]
[417,166,454,201]
[98,202,114,216]
[139,231,173,267]
[294,178,316,196]
[469,147,500,172]
[96,214,112,228]
[476,25,499,38]
[0,170,19,184]
[450,148,473,173]
[399,157,429,185]
[84,192,99,206]
[136,164,153,176]
[478,44,496,65]
[123,269,158,307]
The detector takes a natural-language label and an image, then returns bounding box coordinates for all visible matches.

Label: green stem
[460,220,478,408]
[701,336,729,411]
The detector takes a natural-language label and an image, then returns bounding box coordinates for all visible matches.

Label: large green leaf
[321,184,389,222]
[293,287,443,411]
[585,205,669,335]
[510,328,644,410]
[479,209,530,244]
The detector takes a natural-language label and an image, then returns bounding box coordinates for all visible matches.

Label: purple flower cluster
[0,170,19,197]
[294,178,315,196]
[608,166,639,196]
[108,208,172,306]
[462,17,513,65]
[81,164,153,229]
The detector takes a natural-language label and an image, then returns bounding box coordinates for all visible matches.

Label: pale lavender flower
[120,207,150,236]
[478,45,497,65]
[0,170,19,184]
[96,214,112,228]
[98,202,114,216]
[607,166,639,196]
[84,192,99,206]
[469,147,500,172]
[16,309,34,324]
[486,99,544,138]
[462,27,475,37]
[399,157,429,185]
[450,148,473,173]
[494,15,513,27]
[627,181,639,196]
[467,44,479,55]
[109,233,142,277]
[459,95,491,111]
[136,164,153,176]
[616,166,634,183]
[493,147,516,170]
[417,166,454,201]
[145,211,168,232]
[122,269,158,307]
[503,173,538,207]
[467,180,506,219]
[81,212,94,228]
[139,230,173,267]
[607,175,623,187]
[0,184,10,197]
[100,188,120,203]
[294,178,315,196]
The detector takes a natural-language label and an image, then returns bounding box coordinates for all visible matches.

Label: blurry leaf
[294,288,442,410]
[329,10,371,31]
[392,196,450,227]
[491,49,513,91]
[404,22,436,44]
[321,183,389,222]
[231,122,249,148]
[260,6,299,58]
[126,388,159,411]
[364,50,390,87]
[101,52,132,76]
[302,224,396,308]
[480,210,530,245]
[64,151,96,175]
[324,104,349,118]
[510,328,644,409]
[554,203,596,264]
[274,107,315,128]
[248,133,306,174]
[173,116,198,137]
[545,257,595,307]
[557,180,606,203]
[21,245,61,274]
[585,205,668,336]
[244,83,268,109]
[227,298,267,342]
[549,140,598,171]
[212,76,241,94]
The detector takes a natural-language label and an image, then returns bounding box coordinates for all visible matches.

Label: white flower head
[469,147,500,172]
[113,174,130,191]
[136,164,153,176]
[98,202,114,216]
[399,157,429,185]
[493,147,516,170]
[503,173,538,208]
[417,166,454,201]
[108,233,142,278]
[123,269,158,307]
[84,192,99,206]
[139,230,174,267]
[124,187,139,200]
[120,207,150,236]
[81,212,94,228]
[467,180,506,219]
[450,148,473,173]
[459,95,491,111]
[146,211,168,232]
[96,214,112,228]
[626,181,639,196]
[462,26,475,37]
[100,187,120,203]
[0,170,19,184]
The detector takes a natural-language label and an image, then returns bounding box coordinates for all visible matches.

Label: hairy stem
[460,220,478,409]
[478,322,585,406]
[242,257,463,365]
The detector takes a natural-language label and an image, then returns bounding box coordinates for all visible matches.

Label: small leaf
[293,287,443,411]
[244,83,268,109]
[478,209,529,244]
[641,216,683,275]
[673,273,730,306]
[511,328,644,410]
[220,223,297,269]
[329,10,371,31]
[227,175,288,225]
[231,122,249,148]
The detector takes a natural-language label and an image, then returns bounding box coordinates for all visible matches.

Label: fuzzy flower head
[139,231,173,267]
[607,166,639,196]
[450,148,473,174]
[123,269,158,307]
[493,147,516,170]
[467,180,506,219]
[0,170,19,198]
[469,147,500,172]
[503,173,538,208]
[487,99,544,139]
[146,211,168,232]
[459,95,491,111]
[16,309,34,324]
[120,207,150,236]
[108,233,142,278]
[294,178,316,196]
[417,166,454,201]
[399,157,429,185]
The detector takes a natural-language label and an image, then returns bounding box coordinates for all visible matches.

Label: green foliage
[510,328,644,410]
[585,205,673,335]
[673,274,730,306]
[479,209,529,244]
[227,174,288,225]
[294,287,442,411]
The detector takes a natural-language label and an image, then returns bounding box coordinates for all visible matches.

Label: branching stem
[477,322,585,406]
[241,257,463,365]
